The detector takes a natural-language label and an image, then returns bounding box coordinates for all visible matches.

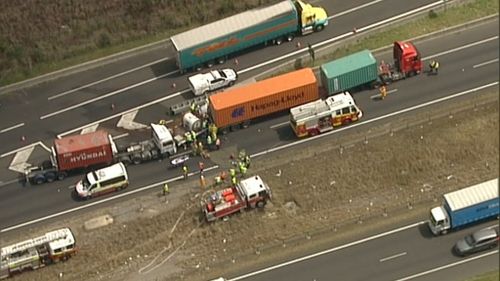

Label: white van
[75,162,129,199]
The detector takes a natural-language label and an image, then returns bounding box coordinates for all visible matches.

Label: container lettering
[251,92,305,112]
[69,150,107,163]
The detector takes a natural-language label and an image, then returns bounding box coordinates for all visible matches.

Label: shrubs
[0,0,279,85]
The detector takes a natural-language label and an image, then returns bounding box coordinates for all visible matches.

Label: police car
[188,68,237,96]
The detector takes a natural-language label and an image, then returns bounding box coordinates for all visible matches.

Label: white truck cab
[428,206,450,235]
[150,123,177,156]
[188,68,237,96]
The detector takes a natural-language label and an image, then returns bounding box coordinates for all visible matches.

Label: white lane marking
[330,0,385,19]
[40,69,178,120]
[379,252,407,262]
[355,1,443,34]
[8,146,35,173]
[393,250,499,281]
[80,124,99,134]
[0,141,49,158]
[270,121,289,129]
[241,1,443,75]
[0,179,19,187]
[228,221,426,281]
[58,89,189,138]
[370,89,398,99]
[0,123,25,133]
[252,81,499,158]
[48,57,170,100]
[113,133,129,140]
[117,110,148,130]
[0,165,219,233]
[473,58,499,68]
[423,36,499,60]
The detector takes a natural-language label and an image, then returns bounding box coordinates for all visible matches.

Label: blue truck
[170,0,328,72]
[428,178,499,235]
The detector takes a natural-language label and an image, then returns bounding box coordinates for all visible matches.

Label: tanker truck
[171,0,328,72]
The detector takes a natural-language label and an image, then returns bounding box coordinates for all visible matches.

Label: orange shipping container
[209,68,319,128]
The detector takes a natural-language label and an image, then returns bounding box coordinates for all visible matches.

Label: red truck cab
[393,41,422,76]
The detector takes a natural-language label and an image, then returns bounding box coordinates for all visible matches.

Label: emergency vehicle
[1,228,76,279]
[289,92,362,137]
[202,175,272,222]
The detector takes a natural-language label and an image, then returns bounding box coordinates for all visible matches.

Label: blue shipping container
[444,179,499,229]
[171,1,298,71]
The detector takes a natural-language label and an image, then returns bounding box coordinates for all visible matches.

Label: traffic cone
[234,58,239,65]
[353,27,357,33]
[296,41,301,48]
[21,135,26,142]
[171,82,176,89]
[111,103,115,111]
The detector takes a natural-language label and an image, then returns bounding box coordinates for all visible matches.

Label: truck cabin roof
[151,123,173,142]
[394,41,420,59]
[238,175,268,196]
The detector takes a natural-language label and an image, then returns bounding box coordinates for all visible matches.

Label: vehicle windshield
[82,172,97,190]
[217,70,227,78]
[464,234,475,245]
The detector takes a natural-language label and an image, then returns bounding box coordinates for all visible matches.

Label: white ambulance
[75,162,129,199]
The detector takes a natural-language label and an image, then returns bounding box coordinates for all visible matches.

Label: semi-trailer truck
[428,178,499,235]
[24,124,178,185]
[171,0,328,72]
[320,41,422,95]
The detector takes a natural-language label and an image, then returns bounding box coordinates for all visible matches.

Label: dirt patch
[3,91,498,281]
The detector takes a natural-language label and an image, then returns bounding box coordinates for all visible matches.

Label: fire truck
[202,175,272,222]
[290,92,362,138]
[1,228,77,279]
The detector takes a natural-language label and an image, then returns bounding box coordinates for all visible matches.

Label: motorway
[0,1,498,281]
[0,1,498,232]
[228,222,499,281]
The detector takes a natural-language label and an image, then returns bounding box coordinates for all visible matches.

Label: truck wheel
[217,57,226,64]
[45,172,56,183]
[314,25,324,32]
[34,176,45,185]
[57,172,67,181]
[132,157,142,165]
[206,61,214,68]
[256,200,266,208]
[275,38,283,45]
[286,34,294,42]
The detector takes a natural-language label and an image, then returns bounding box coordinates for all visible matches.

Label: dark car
[454,227,499,256]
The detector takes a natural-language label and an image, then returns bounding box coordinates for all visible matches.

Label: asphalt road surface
[0,4,497,232]
[228,222,499,281]
[0,0,439,152]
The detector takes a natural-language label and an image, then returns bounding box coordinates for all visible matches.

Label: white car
[188,68,237,96]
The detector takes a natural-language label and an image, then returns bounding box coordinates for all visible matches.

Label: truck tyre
[206,61,214,68]
[217,57,226,64]
[57,172,67,181]
[286,34,294,42]
[314,25,324,32]
[230,124,240,132]
[256,200,266,208]
[34,175,45,185]
[132,157,142,165]
[275,38,283,45]
[45,172,56,183]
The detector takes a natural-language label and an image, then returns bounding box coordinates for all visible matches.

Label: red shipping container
[209,68,319,128]
[54,130,114,171]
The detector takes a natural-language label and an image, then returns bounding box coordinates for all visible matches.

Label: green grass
[0,0,279,87]
[464,270,499,281]
[275,0,499,76]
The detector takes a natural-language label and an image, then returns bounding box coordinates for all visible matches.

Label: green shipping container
[320,49,378,95]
